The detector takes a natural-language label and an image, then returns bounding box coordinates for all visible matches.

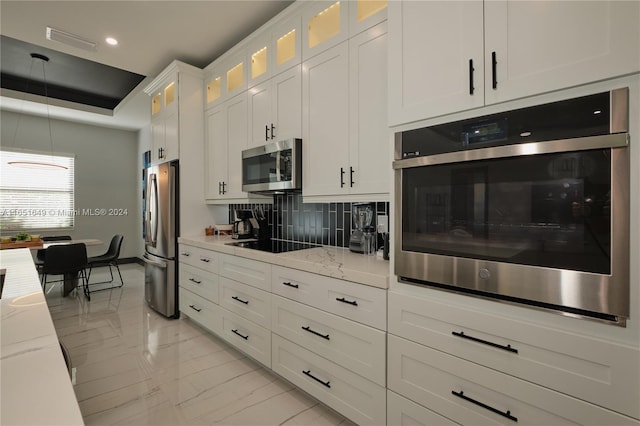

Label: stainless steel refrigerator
[143,160,179,318]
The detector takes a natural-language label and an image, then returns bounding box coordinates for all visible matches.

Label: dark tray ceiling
[1,35,145,110]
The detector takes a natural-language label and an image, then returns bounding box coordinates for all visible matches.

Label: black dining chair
[35,236,72,273]
[87,235,124,290]
[41,243,90,299]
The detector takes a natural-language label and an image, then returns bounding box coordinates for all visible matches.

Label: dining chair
[35,236,72,273]
[41,243,90,300]
[87,235,124,291]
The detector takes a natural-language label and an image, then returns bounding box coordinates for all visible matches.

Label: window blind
[0,150,75,231]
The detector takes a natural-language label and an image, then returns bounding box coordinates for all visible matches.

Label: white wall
[1,110,140,259]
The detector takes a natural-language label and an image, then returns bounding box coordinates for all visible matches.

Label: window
[0,150,75,231]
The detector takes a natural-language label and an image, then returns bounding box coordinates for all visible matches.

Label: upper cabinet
[204,49,247,109]
[145,61,203,165]
[247,15,302,88]
[302,1,348,60]
[348,0,387,36]
[388,0,640,127]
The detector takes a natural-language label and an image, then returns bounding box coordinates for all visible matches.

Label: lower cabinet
[387,390,460,426]
[179,287,222,335]
[219,306,271,368]
[388,334,637,426]
[272,334,386,426]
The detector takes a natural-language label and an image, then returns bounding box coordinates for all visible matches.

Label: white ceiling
[0,0,294,131]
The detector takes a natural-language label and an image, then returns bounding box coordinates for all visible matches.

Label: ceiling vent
[46,27,97,51]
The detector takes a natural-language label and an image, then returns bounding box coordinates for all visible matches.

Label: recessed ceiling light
[105,37,118,46]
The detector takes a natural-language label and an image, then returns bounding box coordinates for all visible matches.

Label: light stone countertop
[0,248,84,426]
[178,235,390,289]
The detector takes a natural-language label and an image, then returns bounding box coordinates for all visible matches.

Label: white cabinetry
[145,61,203,164]
[388,0,640,126]
[303,21,389,201]
[248,65,302,147]
[388,289,640,423]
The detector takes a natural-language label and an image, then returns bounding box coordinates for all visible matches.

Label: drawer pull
[181,252,191,256]
[231,295,249,305]
[231,329,249,340]
[452,390,517,422]
[302,326,330,340]
[303,370,331,388]
[282,281,299,289]
[452,331,518,354]
[189,278,202,284]
[336,297,358,306]
[189,304,202,313]
[199,258,211,263]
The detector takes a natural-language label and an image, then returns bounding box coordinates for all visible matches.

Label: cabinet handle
[232,329,249,340]
[221,181,227,194]
[349,166,355,187]
[231,295,249,305]
[336,297,358,306]
[270,123,275,140]
[303,370,331,388]
[282,281,299,289]
[340,167,345,188]
[265,125,269,142]
[452,331,518,354]
[469,59,475,95]
[491,51,498,89]
[218,181,222,195]
[451,390,518,422]
[189,278,202,284]
[199,258,211,263]
[181,252,191,257]
[189,304,202,313]
[302,326,330,340]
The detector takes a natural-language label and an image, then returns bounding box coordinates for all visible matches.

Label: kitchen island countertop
[178,235,390,289]
[0,248,84,425]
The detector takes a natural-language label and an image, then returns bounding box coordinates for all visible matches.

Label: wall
[1,110,139,258]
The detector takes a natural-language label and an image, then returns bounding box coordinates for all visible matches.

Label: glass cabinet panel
[206,77,222,104]
[357,0,386,22]
[227,63,244,93]
[277,29,297,66]
[151,93,162,115]
[164,82,175,107]
[308,2,341,48]
[251,46,268,79]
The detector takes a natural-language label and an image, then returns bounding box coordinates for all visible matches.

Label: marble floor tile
[46,263,355,426]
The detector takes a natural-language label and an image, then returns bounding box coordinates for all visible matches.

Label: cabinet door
[484,1,640,105]
[247,30,271,89]
[388,1,484,126]
[349,0,388,37]
[302,1,349,60]
[272,15,302,76]
[205,105,228,200]
[162,108,179,162]
[150,119,165,164]
[348,22,389,197]
[248,80,272,147]
[225,94,248,200]
[271,64,302,142]
[302,42,349,198]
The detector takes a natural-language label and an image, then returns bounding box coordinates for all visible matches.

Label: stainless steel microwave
[242,138,302,193]
[393,88,630,326]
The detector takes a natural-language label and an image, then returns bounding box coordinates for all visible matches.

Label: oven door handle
[393,133,629,169]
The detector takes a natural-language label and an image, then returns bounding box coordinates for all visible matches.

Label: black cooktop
[225,239,320,254]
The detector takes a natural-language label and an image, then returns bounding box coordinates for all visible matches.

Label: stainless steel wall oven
[393,88,630,326]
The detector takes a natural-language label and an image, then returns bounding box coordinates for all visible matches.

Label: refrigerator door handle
[143,253,168,268]
[148,173,159,246]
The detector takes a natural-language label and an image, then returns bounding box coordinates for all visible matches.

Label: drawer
[388,334,638,426]
[387,390,460,426]
[179,263,219,304]
[271,334,386,426]
[178,244,218,274]
[219,277,271,327]
[219,307,271,368]
[271,294,385,386]
[271,266,387,330]
[219,253,271,291]
[389,291,640,420]
[179,287,222,334]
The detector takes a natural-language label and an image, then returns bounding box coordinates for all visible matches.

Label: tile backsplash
[229,193,389,248]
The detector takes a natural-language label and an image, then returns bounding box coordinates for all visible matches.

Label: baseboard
[121,257,144,266]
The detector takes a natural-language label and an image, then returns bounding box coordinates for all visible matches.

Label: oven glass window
[243,149,293,185]
[402,149,612,274]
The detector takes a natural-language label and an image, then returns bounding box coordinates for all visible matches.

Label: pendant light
[8,53,68,171]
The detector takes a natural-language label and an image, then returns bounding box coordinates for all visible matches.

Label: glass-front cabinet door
[303,1,348,60]
[349,0,387,36]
